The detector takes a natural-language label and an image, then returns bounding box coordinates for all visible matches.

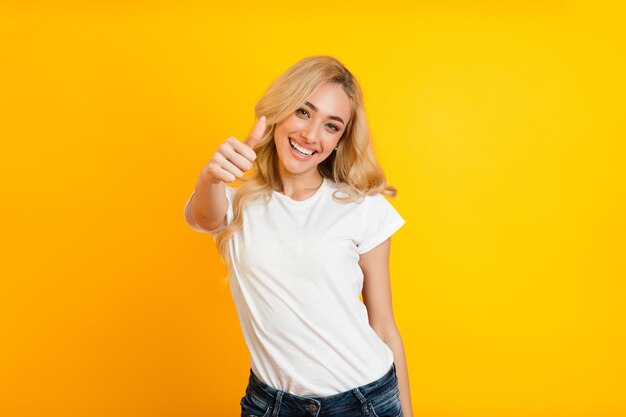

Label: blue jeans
[240,362,403,417]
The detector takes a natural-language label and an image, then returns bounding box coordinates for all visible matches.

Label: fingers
[213,152,244,179]
[243,116,266,149]
[225,136,256,164]
[206,137,254,184]
[205,163,237,184]
[203,154,241,184]
[202,116,266,185]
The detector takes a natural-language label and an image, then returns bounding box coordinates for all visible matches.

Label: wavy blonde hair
[215,55,397,275]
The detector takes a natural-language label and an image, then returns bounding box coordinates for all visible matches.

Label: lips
[288,137,317,156]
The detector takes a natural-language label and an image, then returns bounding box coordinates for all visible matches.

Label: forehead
[305,83,351,122]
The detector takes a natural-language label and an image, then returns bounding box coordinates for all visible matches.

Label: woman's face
[273,82,351,179]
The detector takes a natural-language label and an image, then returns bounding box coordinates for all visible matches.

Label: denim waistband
[246,363,397,416]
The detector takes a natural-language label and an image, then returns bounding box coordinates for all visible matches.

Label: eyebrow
[304,101,345,124]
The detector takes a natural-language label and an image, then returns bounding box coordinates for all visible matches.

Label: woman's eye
[296,108,339,132]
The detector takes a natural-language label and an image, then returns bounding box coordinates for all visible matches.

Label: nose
[301,122,321,144]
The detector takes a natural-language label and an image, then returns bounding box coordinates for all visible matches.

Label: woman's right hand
[200,116,267,185]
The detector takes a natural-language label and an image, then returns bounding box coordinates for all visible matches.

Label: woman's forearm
[190,176,228,231]
[383,331,414,417]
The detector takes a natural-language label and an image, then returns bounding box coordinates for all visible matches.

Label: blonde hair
[215,55,397,277]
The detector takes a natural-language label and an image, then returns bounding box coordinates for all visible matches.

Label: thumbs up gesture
[200,116,267,185]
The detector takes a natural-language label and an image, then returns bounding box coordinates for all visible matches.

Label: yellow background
[1,1,624,416]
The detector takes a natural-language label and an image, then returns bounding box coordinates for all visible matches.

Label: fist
[200,116,267,184]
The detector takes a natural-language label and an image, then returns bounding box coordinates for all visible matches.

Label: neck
[277,168,324,198]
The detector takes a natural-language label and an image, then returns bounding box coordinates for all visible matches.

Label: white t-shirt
[184,177,405,396]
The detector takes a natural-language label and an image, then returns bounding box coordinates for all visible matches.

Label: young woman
[185,55,413,417]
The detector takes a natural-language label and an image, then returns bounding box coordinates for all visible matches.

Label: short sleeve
[356,194,405,254]
[183,185,236,236]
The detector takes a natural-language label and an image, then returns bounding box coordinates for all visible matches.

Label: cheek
[273,123,289,143]
[282,114,308,131]
[322,136,341,149]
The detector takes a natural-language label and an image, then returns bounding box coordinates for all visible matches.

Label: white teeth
[289,138,315,156]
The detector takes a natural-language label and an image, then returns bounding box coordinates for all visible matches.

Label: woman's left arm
[360,237,414,417]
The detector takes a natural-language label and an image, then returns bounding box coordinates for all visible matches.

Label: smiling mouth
[288,137,317,156]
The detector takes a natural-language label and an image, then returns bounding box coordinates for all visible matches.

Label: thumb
[243,116,267,149]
